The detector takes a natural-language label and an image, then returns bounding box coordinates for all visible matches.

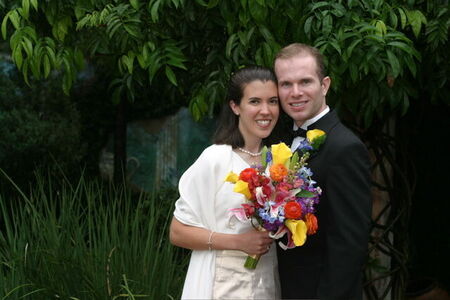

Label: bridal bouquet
[225,129,326,269]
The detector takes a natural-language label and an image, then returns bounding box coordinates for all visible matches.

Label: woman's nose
[260,102,270,114]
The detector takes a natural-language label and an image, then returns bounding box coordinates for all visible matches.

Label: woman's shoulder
[200,144,233,158]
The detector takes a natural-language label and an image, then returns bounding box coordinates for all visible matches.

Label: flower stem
[244,254,260,269]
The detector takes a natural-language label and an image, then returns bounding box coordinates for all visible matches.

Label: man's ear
[321,76,331,96]
[229,100,240,116]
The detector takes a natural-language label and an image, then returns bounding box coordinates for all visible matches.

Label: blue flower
[266,151,273,164]
[296,140,313,153]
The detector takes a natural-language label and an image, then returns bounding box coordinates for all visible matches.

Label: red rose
[239,168,258,183]
[284,201,302,219]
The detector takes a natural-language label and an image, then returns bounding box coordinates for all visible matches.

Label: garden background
[0,0,449,299]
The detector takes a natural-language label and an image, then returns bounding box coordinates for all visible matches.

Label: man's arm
[319,138,372,299]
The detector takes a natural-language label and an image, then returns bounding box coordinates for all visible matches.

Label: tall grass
[0,171,189,299]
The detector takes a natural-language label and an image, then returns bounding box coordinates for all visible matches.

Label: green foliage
[1,0,448,124]
[0,172,188,299]
[0,60,85,189]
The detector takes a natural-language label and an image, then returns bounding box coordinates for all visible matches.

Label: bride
[170,66,281,299]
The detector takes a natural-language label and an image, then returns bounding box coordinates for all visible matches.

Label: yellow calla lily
[306,129,325,143]
[224,172,239,183]
[271,143,292,165]
[285,219,307,246]
[234,180,252,199]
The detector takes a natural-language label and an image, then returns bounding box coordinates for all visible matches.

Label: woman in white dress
[170,66,281,299]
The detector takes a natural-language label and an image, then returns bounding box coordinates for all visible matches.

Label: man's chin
[286,111,308,124]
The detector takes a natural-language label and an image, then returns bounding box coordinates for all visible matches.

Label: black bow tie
[292,127,307,138]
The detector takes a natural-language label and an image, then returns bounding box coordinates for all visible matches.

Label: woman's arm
[170,217,273,255]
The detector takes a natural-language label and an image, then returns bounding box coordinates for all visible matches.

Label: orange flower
[269,163,288,182]
[284,201,302,219]
[305,213,318,235]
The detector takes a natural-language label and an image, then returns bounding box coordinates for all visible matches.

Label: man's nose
[292,84,303,96]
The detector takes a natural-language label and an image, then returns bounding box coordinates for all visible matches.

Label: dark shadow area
[406,99,450,292]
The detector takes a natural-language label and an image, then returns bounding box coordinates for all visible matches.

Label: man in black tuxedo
[273,43,372,299]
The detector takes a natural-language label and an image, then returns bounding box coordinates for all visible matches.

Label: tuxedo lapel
[308,110,340,133]
[295,110,339,160]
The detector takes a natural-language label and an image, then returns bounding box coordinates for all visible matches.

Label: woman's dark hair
[213,66,277,148]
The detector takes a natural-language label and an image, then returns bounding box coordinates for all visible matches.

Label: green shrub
[0,60,86,191]
[0,172,188,299]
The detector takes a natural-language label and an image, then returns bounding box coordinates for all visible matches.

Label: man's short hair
[275,43,326,80]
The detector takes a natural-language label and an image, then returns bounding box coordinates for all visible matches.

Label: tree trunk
[113,98,127,184]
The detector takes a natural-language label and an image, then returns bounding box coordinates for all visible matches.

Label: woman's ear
[229,100,240,116]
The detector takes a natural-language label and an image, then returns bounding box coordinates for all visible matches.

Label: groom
[273,43,372,300]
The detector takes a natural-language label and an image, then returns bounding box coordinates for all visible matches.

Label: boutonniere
[297,129,327,155]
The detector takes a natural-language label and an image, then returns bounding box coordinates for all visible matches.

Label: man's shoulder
[327,122,366,150]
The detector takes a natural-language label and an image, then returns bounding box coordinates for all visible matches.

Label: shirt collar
[293,106,330,131]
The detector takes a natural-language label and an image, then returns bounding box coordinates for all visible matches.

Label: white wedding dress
[173,144,280,299]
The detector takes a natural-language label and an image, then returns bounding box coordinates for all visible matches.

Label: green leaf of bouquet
[261,146,268,168]
[290,151,299,169]
[296,190,316,198]
[284,158,290,168]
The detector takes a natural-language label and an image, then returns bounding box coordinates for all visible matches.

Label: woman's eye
[270,98,279,104]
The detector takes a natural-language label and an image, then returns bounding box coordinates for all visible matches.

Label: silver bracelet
[207,231,215,251]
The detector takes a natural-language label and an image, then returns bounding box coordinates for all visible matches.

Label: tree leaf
[30,0,38,10]
[9,10,21,30]
[408,10,427,38]
[248,0,267,22]
[129,0,139,10]
[225,33,237,58]
[346,38,362,58]
[21,0,30,20]
[13,44,24,69]
[43,54,51,78]
[386,49,400,77]
[1,12,10,39]
[387,41,412,54]
[165,65,177,86]
[258,25,273,43]
[397,7,407,29]
[21,36,33,56]
[400,94,409,116]
[149,0,162,22]
[304,16,313,38]
[310,1,329,11]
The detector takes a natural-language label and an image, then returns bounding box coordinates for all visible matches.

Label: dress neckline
[232,150,260,168]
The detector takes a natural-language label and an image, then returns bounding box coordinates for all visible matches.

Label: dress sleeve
[173,145,232,231]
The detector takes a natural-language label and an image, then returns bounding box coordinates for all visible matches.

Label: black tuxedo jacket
[275,110,372,300]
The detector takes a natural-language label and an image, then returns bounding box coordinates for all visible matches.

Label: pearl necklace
[237,147,262,157]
